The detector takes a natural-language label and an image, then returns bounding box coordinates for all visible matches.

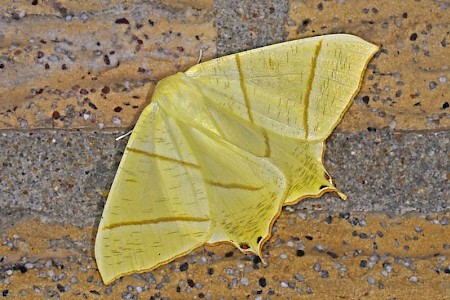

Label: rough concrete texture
[214,0,289,55]
[1,130,448,230]
[0,0,449,299]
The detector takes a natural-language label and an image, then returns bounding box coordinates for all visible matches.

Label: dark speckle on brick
[103,55,111,65]
[101,86,110,94]
[360,260,368,268]
[326,251,338,259]
[362,95,370,104]
[179,262,189,272]
[115,18,130,24]
[367,127,377,132]
[320,270,329,278]
[113,106,122,113]
[52,111,61,120]
[410,33,418,41]
[296,249,305,257]
[259,277,267,287]
[339,212,350,220]
[187,279,195,288]
[87,100,97,110]
[442,102,449,109]
[13,264,27,273]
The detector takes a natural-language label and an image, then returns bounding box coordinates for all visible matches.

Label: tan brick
[1,213,449,298]
[0,1,216,129]
[287,0,449,132]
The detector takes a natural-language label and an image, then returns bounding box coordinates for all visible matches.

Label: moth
[95,34,378,284]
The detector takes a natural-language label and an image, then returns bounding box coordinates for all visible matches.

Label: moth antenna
[196,49,203,65]
[115,130,133,141]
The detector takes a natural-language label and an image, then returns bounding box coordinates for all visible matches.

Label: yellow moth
[95,34,378,284]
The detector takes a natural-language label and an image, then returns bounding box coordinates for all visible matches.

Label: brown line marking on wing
[235,53,254,123]
[303,40,323,140]
[126,147,199,169]
[103,217,210,230]
[261,129,271,157]
[206,180,262,191]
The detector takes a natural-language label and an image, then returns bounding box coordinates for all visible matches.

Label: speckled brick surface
[0,0,449,299]
[286,0,449,132]
[0,0,216,129]
[1,214,449,298]
[1,0,448,131]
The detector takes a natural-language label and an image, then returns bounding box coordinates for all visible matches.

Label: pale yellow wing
[185,34,379,141]
[154,78,341,205]
[96,34,378,284]
[95,100,286,284]
[95,102,211,284]
[177,124,286,256]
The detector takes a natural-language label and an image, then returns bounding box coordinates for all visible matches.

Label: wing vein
[303,40,323,140]
[126,147,199,169]
[206,180,262,191]
[235,53,254,123]
[104,217,210,230]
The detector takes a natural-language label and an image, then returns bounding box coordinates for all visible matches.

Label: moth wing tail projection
[266,132,346,205]
[185,34,378,141]
[178,125,287,258]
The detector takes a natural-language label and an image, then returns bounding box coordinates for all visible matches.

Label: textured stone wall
[0,1,448,299]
